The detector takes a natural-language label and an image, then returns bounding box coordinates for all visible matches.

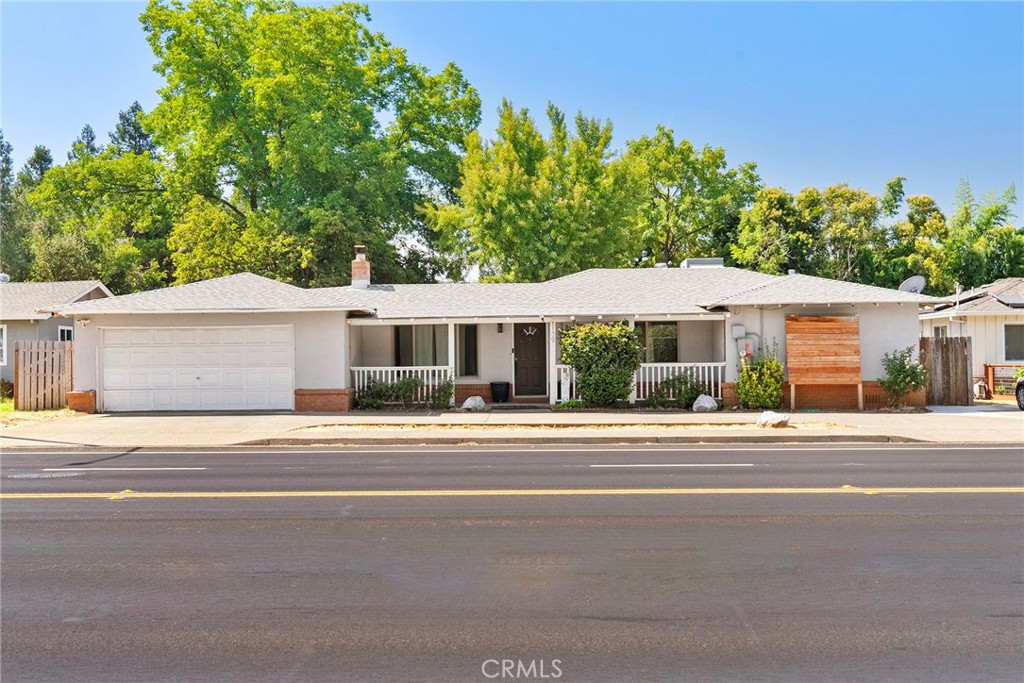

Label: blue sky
[2,1,1022,219]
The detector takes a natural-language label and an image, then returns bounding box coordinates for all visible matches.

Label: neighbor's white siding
[70,311,349,393]
[920,313,1024,379]
[726,304,921,383]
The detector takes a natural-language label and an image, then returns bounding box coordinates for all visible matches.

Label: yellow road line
[1,487,1022,500]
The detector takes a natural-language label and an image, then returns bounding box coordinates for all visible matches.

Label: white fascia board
[53,307,372,316]
[920,308,1018,320]
[2,313,52,321]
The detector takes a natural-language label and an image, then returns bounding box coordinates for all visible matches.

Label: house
[919,278,1024,395]
[0,278,112,384]
[54,247,942,413]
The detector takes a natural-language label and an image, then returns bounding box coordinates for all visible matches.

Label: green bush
[734,346,785,409]
[560,323,644,407]
[878,346,928,408]
[645,372,709,410]
[426,378,455,410]
[0,379,13,399]
[355,376,425,410]
[356,379,394,410]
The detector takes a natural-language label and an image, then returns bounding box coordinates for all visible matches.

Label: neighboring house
[920,278,1024,394]
[0,278,112,384]
[55,248,943,413]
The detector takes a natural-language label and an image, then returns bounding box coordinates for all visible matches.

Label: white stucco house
[52,248,942,413]
[920,277,1024,394]
[0,279,112,384]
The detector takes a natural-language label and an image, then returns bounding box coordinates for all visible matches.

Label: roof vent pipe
[654,262,669,269]
[788,269,796,275]
[351,245,370,289]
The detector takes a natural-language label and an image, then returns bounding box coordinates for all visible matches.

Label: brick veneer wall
[68,390,97,413]
[294,388,354,412]
[455,383,492,404]
[720,382,925,410]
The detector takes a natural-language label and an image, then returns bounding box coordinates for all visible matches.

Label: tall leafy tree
[732,187,817,275]
[625,126,759,266]
[140,0,480,285]
[429,100,641,282]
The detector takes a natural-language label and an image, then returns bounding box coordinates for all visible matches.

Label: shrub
[560,323,644,407]
[392,376,424,408]
[426,378,455,410]
[878,346,928,408]
[1015,367,1024,380]
[356,379,393,410]
[734,345,785,409]
[645,372,709,410]
[0,379,13,399]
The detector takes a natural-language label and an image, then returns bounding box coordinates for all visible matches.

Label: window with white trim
[58,326,74,342]
[1005,324,1024,361]
[933,325,948,338]
[0,325,6,366]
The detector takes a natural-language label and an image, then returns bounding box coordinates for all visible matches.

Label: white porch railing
[635,362,726,401]
[554,362,726,403]
[351,366,452,403]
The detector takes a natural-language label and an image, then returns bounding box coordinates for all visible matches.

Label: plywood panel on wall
[785,316,861,384]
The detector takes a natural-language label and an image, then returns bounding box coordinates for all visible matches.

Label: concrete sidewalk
[0,404,1019,449]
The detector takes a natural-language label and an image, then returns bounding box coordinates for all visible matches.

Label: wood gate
[13,341,72,410]
[919,336,972,406]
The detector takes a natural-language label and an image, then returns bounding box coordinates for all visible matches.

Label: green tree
[68,124,101,161]
[140,0,480,285]
[109,102,156,157]
[16,146,53,188]
[430,100,641,282]
[28,146,172,292]
[732,187,817,274]
[804,183,882,282]
[626,126,759,266]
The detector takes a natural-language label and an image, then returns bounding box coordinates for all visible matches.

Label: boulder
[461,396,487,412]
[756,410,791,428]
[691,394,718,412]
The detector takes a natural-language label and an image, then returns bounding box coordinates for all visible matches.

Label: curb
[239,434,921,446]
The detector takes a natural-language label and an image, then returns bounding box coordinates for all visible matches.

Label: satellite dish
[898,275,927,294]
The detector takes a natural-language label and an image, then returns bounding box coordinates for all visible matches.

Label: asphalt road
[2,445,1022,682]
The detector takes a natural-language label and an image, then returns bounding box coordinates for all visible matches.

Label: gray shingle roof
[1,280,110,319]
[52,268,946,319]
[57,273,370,314]
[705,273,947,307]
[926,278,1024,314]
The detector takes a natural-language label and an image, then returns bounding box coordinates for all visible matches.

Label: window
[58,326,74,342]
[933,325,948,338]
[457,325,478,377]
[1005,324,1024,361]
[394,325,448,366]
[636,322,678,363]
[0,325,6,366]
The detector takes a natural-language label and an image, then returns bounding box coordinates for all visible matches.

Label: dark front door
[514,323,546,396]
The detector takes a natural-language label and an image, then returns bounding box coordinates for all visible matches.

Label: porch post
[628,319,637,405]
[447,322,456,406]
[548,322,558,405]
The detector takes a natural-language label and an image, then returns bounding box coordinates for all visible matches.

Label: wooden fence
[919,336,972,406]
[13,341,72,411]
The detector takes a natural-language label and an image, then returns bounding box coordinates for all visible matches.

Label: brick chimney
[351,245,370,289]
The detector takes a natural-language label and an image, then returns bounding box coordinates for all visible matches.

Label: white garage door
[100,326,294,411]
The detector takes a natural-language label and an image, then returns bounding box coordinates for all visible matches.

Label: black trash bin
[490,381,510,403]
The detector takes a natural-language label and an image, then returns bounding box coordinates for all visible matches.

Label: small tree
[734,345,785,409]
[560,323,643,407]
[878,346,928,408]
